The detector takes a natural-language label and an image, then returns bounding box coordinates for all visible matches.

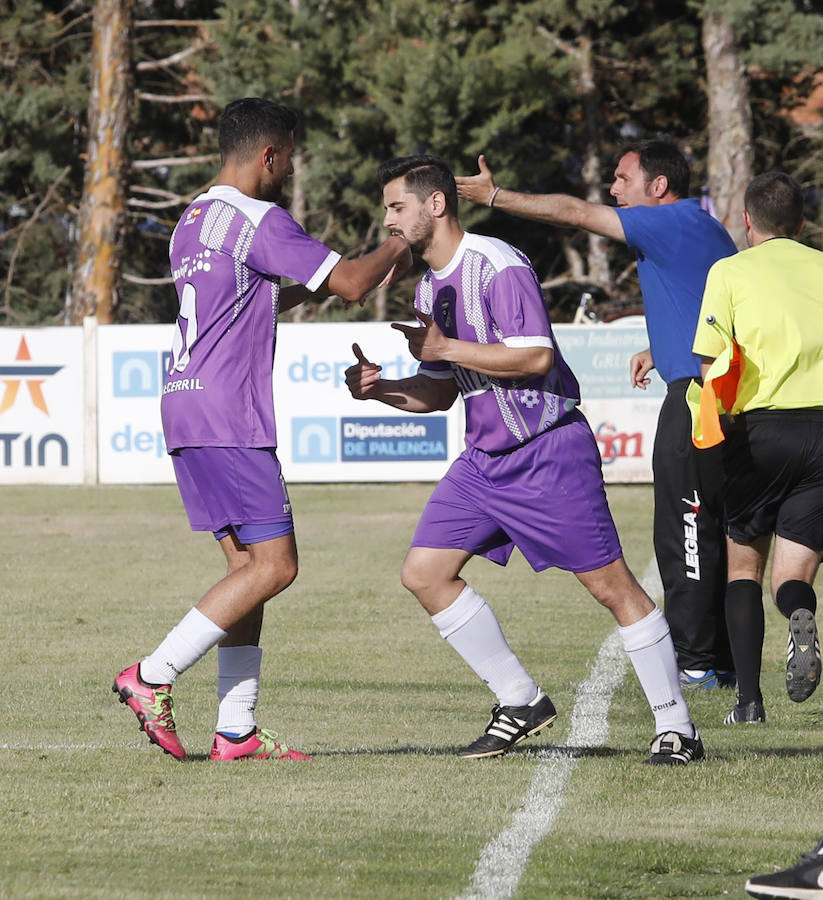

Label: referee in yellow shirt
[693,171,823,726]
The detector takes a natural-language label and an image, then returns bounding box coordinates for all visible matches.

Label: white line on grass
[0,743,145,751]
[455,557,662,900]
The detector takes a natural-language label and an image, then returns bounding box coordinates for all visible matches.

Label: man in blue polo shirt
[456,140,738,686]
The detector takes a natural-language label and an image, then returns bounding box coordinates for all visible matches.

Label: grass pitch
[1,483,822,899]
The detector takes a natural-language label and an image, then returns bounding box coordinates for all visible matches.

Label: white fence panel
[0,320,664,485]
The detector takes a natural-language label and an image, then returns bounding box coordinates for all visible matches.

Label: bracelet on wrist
[488,186,501,208]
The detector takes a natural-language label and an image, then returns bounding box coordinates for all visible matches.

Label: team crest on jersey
[437,286,457,332]
[438,295,452,329]
[184,207,203,226]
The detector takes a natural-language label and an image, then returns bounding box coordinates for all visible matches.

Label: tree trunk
[69,0,134,324]
[702,9,753,249]
[578,31,611,291]
[286,0,309,323]
[287,143,309,322]
[538,24,611,291]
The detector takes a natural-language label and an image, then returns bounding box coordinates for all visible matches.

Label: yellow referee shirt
[693,238,823,413]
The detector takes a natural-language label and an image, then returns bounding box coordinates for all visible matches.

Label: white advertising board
[555,322,665,482]
[96,323,176,484]
[273,321,464,483]
[0,319,665,485]
[0,327,85,484]
[94,320,464,484]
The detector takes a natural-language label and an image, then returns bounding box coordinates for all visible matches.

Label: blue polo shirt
[616,199,737,384]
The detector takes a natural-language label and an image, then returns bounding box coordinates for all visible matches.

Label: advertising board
[0,328,85,484]
[0,319,665,485]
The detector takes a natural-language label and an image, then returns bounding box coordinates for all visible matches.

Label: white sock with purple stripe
[431,584,538,708]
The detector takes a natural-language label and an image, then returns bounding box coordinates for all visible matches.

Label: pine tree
[0,0,89,325]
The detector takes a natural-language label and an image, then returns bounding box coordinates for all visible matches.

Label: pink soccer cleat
[112,663,186,760]
[209,727,313,761]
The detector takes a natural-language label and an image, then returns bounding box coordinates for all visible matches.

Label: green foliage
[697,0,823,244]
[0,0,89,324]
[1,0,821,324]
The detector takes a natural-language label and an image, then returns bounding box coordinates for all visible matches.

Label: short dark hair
[218,98,298,164]
[744,171,804,236]
[377,155,458,216]
[618,139,690,199]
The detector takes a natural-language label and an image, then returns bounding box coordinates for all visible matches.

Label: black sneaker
[746,837,823,899]
[723,699,766,725]
[460,689,557,759]
[644,730,705,766]
[786,609,821,703]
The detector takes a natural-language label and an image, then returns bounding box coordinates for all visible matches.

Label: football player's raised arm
[325,236,412,305]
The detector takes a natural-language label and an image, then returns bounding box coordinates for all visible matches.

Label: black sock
[775,580,817,620]
[725,579,764,705]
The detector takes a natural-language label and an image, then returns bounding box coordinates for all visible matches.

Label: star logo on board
[0,336,64,416]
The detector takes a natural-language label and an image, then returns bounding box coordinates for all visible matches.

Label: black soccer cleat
[644,730,705,766]
[460,689,557,759]
[786,609,821,703]
[723,698,766,725]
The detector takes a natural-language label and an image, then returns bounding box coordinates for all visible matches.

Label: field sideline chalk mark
[455,557,662,900]
[0,743,145,751]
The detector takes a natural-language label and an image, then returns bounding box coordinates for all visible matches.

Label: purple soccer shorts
[411,409,622,573]
[171,446,294,543]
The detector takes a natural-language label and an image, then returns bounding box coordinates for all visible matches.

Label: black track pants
[652,378,732,671]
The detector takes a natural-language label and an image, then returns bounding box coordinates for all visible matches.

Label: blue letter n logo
[113,352,159,397]
[292,417,337,463]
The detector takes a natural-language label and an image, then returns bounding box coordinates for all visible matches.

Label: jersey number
[170,283,198,373]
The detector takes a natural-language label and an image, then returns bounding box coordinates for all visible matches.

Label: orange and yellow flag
[687,316,743,449]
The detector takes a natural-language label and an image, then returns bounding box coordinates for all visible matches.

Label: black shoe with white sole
[461,689,557,759]
[644,730,705,766]
[746,836,823,899]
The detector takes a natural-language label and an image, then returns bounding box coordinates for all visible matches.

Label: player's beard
[403,209,436,257]
[262,183,284,204]
[259,172,286,204]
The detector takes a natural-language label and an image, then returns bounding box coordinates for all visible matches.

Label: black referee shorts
[722,409,823,550]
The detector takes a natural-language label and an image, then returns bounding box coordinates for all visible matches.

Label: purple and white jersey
[416,232,580,453]
[162,185,340,451]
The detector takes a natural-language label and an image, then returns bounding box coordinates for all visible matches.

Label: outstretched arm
[344,343,459,413]
[455,154,627,243]
[325,235,412,305]
[279,236,412,313]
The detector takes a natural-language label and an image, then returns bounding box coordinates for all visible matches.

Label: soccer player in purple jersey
[113,98,411,762]
[345,155,703,764]
[457,146,737,692]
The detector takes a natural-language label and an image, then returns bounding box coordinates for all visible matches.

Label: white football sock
[215,645,262,736]
[140,607,227,686]
[431,584,538,707]
[618,606,694,737]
